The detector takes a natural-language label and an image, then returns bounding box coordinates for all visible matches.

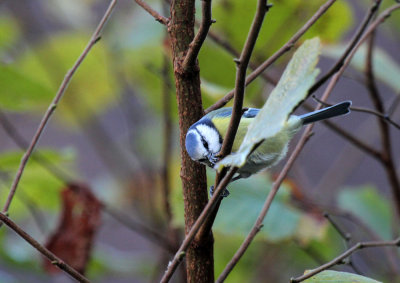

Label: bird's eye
[202,139,209,149]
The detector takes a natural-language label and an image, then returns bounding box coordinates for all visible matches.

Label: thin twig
[290,237,400,282]
[0,108,176,250]
[196,0,272,244]
[204,27,278,85]
[310,3,400,105]
[182,0,213,71]
[205,0,336,114]
[292,193,400,277]
[218,5,400,280]
[324,213,351,242]
[387,95,400,116]
[0,109,73,183]
[160,168,237,283]
[310,96,400,130]
[2,0,118,215]
[308,0,381,95]
[216,6,396,274]
[161,48,174,230]
[302,103,382,160]
[324,213,363,275]
[133,0,169,25]
[0,179,48,234]
[218,0,271,157]
[0,108,182,253]
[216,130,314,282]
[0,212,91,283]
[365,29,400,218]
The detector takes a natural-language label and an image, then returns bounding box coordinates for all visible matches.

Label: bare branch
[0,212,91,283]
[133,0,169,25]
[365,29,400,218]
[323,213,363,274]
[0,109,73,183]
[290,237,400,282]
[183,0,213,70]
[205,29,278,85]
[310,97,400,130]
[160,168,237,283]
[217,5,400,280]
[308,0,382,95]
[205,0,337,114]
[354,108,400,130]
[161,21,174,228]
[216,130,314,282]
[312,3,400,102]
[195,0,272,246]
[219,0,271,158]
[215,3,400,273]
[302,103,382,160]
[1,0,118,215]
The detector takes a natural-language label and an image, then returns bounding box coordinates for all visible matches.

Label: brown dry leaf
[43,183,102,274]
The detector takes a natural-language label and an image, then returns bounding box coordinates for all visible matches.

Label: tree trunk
[168,0,214,282]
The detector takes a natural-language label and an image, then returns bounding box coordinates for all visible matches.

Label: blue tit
[185,101,351,183]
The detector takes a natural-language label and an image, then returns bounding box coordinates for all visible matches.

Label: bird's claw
[209,185,230,198]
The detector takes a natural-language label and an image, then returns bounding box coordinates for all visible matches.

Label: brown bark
[168,0,214,282]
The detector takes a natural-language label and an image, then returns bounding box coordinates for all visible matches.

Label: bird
[185,101,351,196]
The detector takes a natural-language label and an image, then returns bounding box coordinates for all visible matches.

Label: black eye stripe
[194,128,209,150]
[202,139,209,149]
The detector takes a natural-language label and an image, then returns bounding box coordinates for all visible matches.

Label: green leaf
[213,0,352,60]
[214,175,301,241]
[0,65,54,111]
[0,16,19,52]
[0,149,75,216]
[216,38,321,170]
[302,1,353,42]
[303,270,382,283]
[171,170,305,242]
[338,185,392,239]
[14,33,120,124]
[323,44,400,93]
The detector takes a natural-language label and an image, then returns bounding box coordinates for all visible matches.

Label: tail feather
[300,101,351,125]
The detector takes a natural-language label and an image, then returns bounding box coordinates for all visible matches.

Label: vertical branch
[160,168,237,283]
[219,0,271,156]
[161,47,174,231]
[205,0,336,113]
[197,0,271,244]
[167,0,213,282]
[183,0,213,70]
[365,31,400,217]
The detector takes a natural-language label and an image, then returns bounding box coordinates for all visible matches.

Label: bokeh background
[0,0,400,282]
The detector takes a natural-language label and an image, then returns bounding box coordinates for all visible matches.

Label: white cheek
[186,130,208,159]
[196,124,221,153]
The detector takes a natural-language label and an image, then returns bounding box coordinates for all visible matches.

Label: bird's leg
[209,185,230,198]
[208,172,245,198]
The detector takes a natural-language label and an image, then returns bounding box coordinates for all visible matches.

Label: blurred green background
[0,0,400,282]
